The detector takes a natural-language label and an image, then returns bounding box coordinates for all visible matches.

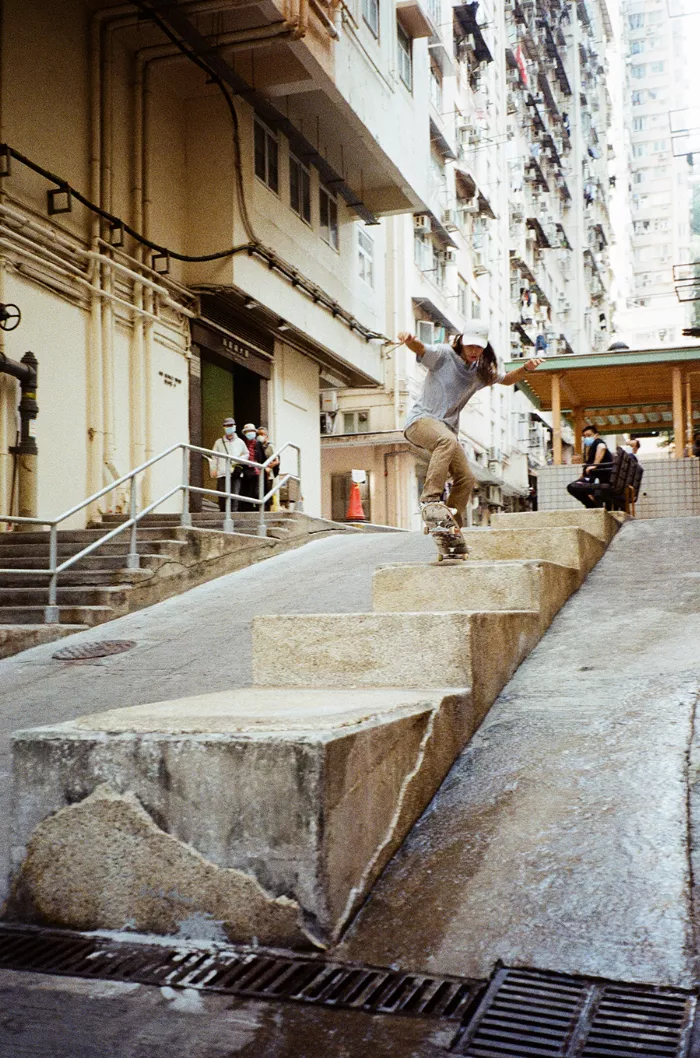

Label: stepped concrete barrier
[7,687,471,947]
[5,509,628,949]
[373,559,578,633]
[491,508,626,545]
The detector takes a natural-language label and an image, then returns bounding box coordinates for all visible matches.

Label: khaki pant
[405,417,475,526]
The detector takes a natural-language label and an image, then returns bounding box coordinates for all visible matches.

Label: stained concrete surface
[0,970,457,1058]
[337,517,700,988]
[0,532,434,904]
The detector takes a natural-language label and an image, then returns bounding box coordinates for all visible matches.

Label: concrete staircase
[7,509,628,951]
[0,511,364,659]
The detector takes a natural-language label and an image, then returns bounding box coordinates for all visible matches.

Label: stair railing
[0,440,302,623]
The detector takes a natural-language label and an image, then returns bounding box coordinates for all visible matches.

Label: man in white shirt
[208,418,248,512]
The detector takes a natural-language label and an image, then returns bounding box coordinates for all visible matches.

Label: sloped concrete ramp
[337,517,700,988]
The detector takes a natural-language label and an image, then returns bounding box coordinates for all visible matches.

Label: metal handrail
[0,440,302,622]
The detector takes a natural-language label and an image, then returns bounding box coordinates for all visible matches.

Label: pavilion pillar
[672,366,684,458]
[552,373,562,465]
[685,375,693,457]
[573,407,584,463]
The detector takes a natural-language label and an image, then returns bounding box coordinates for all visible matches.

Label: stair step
[0,540,186,560]
[0,526,182,545]
[0,553,166,572]
[0,605,114,626]
[0,570,152,587]
[0,586,131,607]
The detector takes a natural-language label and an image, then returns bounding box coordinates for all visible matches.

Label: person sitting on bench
[567,425,612,508]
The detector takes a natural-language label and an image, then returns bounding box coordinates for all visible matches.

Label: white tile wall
[535,459,700,518]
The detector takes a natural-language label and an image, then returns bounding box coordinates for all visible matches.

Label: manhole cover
[52,640,136,661]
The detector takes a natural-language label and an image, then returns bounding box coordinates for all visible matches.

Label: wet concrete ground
[337,517,700,988]
[0,970,457,1058]
[2,517,700,1053]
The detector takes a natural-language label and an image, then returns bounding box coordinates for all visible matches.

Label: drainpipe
[2,351,38,522]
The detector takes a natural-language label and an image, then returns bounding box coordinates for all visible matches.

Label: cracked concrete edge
[685,685,700,984]
[331,690,474,941]
[3,783,323,951]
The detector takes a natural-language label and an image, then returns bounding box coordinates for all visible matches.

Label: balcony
[396,0,438,38]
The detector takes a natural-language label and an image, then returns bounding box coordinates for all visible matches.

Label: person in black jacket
[239,422,268,510]
[567,426,612,508]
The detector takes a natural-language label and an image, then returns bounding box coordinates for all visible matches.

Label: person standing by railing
[257,426,279,511]
[239,423,267,509]
[208,418,247,513]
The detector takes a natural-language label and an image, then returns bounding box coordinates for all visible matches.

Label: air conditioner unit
[462,196,480,214]
[414,214,432,234]
[442,209,459,231]
[320,390,338,413]
[489,446,502,462]
[440,247,458,264]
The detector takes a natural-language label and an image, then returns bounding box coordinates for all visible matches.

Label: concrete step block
[0,624,88,660]
[372,560,578,630]
[9,686,473,947]
[459,526,606,581]
[252,609,540,714]
[491,508,626,544]
[0,605,114,626]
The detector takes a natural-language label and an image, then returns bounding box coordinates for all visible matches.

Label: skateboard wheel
[436,553,444,562]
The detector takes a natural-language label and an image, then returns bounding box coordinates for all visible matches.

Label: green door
[201,359,235,455]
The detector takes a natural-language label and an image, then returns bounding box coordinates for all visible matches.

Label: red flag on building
[515,45,529,87]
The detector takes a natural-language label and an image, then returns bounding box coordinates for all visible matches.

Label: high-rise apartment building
[615,0,691,346]
[323,0,617,527]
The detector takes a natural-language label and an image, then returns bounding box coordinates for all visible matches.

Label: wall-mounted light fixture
[47,185,72,215]
[109,222,125,247]
[0,146,10,178]
[152,252,170,275]
[244,297,258,309]
[277,319,290,332]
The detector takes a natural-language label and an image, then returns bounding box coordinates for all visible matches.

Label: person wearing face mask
[566,425,612,508]
[257,427,279,510]
[398,321,543,535]
[208,418,248,513]
[238,422,268,509]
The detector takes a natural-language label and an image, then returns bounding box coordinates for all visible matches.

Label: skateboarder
[397,323,543,546]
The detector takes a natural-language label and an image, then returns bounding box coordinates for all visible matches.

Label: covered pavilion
[506,345,700,462]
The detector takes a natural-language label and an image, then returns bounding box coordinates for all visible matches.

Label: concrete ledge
[252,610,541,714]
[0,624,87,660]
[7,687,472,947]
[491,509,626,545]
[372,560,578,631]
[459,526,606,582]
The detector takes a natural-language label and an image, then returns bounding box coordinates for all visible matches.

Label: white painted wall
[271,343,321,516]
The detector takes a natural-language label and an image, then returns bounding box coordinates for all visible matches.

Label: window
[397,22,412,89]
[650,61,665,73]
[629,12,644,27]
[630,40,645,54]
[632,143,646,157]
[632,90,643,104]
[458,276,469,317]
[342,410,370,433]
[630,64,646,79]
[633,116,646,131]
[358,227,374,287]
[652,139,667,152]
[320,186,339,250]
[633,171,645,184]
[289,154,311,223]
[362,0,379,37]
[472,293,482,318]
[254,120,279,193]
[430,63,442,112]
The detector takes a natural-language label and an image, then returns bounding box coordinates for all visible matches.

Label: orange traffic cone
[345,480,366,521]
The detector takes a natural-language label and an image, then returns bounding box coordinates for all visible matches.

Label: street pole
[5,350,38,522]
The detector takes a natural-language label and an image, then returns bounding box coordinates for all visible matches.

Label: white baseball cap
[455,320,489,349]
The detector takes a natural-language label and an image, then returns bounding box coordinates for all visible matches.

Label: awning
[412,295,460,333]
[453,2,493,63]
[469,460,501,485]
[454,165,496,219]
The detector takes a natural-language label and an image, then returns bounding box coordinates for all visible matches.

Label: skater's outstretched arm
[397,332,426,357]
[500,358,544,385]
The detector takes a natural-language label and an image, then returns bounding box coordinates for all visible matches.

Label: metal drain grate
[452,967,696,1056]
[0,924,482,1022]
[52,640,136,661]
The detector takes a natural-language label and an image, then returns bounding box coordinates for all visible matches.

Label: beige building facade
[0,0,445,523]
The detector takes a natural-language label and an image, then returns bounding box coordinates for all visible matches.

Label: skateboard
[421,502,469,562]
